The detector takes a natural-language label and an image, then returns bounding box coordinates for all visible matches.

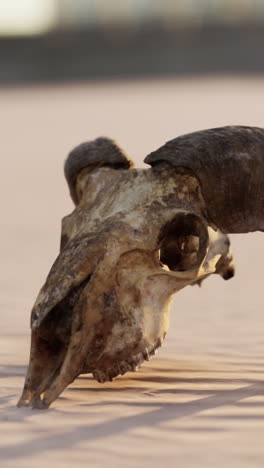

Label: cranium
[18,125,264,409]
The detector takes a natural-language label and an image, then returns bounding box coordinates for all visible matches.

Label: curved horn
[65,137,133,204]
[144,126,264,233]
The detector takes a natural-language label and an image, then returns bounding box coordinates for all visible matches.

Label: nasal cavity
[158,213,207,271]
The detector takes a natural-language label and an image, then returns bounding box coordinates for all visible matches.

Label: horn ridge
[144,126,264,233]
[65,137,133,204]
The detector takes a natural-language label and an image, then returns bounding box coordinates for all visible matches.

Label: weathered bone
[19,127,261,409]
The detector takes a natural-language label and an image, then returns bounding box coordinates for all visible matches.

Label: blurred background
[0,0,264,82]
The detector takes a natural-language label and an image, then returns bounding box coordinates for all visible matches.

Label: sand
[1,76,264,467]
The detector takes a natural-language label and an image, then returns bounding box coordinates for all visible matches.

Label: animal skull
[19,125,264,409]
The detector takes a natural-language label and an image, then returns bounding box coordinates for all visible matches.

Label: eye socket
[158,213,208,272]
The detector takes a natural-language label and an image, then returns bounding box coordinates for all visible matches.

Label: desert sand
[1,76,264,467]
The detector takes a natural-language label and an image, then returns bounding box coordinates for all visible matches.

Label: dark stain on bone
[60,233,69,251]
[39,274,91,347]
[103,291,116,311]
[223,268,235,280]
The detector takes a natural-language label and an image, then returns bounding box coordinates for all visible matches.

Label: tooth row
[92,336,164,383]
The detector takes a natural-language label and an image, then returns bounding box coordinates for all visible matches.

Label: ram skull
[18,125,264,409]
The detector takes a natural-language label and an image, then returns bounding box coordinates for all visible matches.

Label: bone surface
[19,127,258,409]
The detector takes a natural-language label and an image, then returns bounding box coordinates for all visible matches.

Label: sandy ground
[1,76,264,467]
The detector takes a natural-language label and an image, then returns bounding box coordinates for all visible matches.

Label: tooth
[143,348,150,361]
[93,370,107,383]
[156,337,162,347]
[131,363,138,372]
